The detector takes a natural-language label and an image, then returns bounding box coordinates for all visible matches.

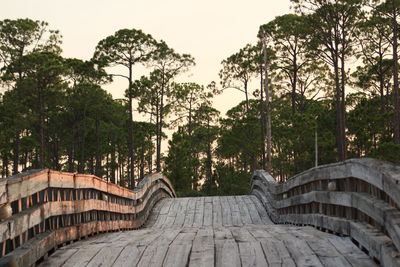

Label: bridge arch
[0,158,399,266]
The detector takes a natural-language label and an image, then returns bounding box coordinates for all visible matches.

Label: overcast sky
[3,0,291,114]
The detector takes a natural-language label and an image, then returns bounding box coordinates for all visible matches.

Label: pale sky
[3,0,291,114]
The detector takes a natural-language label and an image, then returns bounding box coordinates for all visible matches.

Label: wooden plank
[136,229,181,267]
[145,197,166,227]
[259,239,296,267]
[249,195,273,225]
[172,198,189,228]
[214,227,241,267]
[159,198,173,215]
[243,195,263,225]
[61,243,106,267]
[305,238,352,267]
[235,196,253,225]
[163,230,196,267]
[203,199,213,227]
[38,248,78,267]
[287,227,354,266]
[189,228,214,267]
[247,226,297,266]
[112,229,166,266]
[220,197,233,227]
[86,245,124,267]
[212,197,223,227]
[246,226,274,240]
[193,197,205,227]
[183,198,196,227]
[283,237,324,267]
[162,198,180,229]
[153,199,173,229]
[328,236,378,267]
[227,196,243,227]
[230,227,268,266]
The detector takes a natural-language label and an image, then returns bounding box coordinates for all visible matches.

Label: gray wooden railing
[0,169,176,266]
[251,158,400,267]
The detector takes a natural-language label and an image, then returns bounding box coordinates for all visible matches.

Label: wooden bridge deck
[40,196,377,267]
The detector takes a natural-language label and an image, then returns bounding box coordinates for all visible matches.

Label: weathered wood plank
[259,239,296,267]
[306,239,353,267]
[214,227,241,267]
[248,195,273,225]
[328,236,378,267]
[227,196,243,227]
[183,198,196,227]
[212,196,223,227]
[40,196,382,267]
[136,229,181,267]
[163,230,196,267]
[112,229,165,266]
[173,198,189,228]
[189,228,214,267]
[162,197,180,229]
[193,197,205,227]
[243,195,263,225]
[61,243,106,267]
[203,199,213,227]
[236,196,253,225]
[283,237,324,267]
[38,248,78,267]
[153,199,173,229]
[230,227,268,266]
[220,197,233,227]
[86,245,124,267]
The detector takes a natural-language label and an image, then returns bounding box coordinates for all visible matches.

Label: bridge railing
[251,158,400,267]
[0,169,175,266]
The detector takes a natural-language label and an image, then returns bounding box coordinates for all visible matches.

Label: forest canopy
[1,0,400,197]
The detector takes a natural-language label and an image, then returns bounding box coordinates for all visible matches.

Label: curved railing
[0,169,175,266]
[251,158,400,267]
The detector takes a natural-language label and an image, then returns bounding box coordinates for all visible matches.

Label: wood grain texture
[41,196,376,267]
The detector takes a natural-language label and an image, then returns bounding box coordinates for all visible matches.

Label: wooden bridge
[0,158,399,266]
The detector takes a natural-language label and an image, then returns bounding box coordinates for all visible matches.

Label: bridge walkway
[40,196,377,267]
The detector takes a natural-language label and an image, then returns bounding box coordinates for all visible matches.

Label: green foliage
[212,164,250,196]
[93,29,158,68]
[369,142,400,164]
[2,5,400,200]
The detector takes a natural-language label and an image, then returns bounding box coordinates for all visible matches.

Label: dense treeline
[166,0,400,195]
[0,19,197,188]
[1,0,400,197]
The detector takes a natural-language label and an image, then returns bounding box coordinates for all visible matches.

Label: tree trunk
[68,129,75,172]
[334,56,345,161]
[95,118,101,177]
[393,1,400,144]
[340,50,347,160]
[156,82,165,173]
[379,47,386,114]
[39,87,45,169]
[78,109,87,174]
[292,54,297,113]
[2,154,9,178]
[263,43,273,173]
[140,144,145,181]
[110,142,116,184]
[12,133,19,175]
[244,81,250,114]
[259,67,267,170]
[205,116,213,184]
[128,65,135,188]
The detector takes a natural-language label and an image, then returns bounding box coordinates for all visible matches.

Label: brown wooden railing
[251,158,400,267]
[0,169,175,266]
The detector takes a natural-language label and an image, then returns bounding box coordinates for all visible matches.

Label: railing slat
[251,158,400,267]
[0,170,175,266]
